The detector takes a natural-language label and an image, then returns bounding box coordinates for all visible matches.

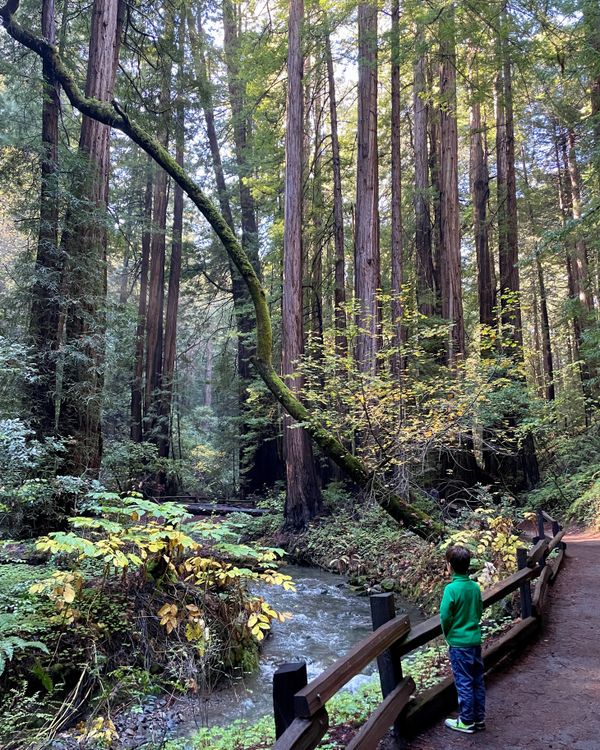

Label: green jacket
[440,573,482,647]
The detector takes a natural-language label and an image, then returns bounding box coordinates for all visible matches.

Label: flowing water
[116,565,423,745]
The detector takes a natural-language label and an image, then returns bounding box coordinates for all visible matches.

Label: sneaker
[474,721,486,731]
[444,717,475,734]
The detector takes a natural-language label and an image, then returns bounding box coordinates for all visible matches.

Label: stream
[114,565,424,746]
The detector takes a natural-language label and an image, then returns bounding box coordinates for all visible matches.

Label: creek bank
[102,564,425,748]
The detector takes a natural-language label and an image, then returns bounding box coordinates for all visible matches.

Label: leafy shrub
[440,507,524,586]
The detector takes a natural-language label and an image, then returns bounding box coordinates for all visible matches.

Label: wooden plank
[273,710,328,750]
[526,539,549,567]
[346,677,415,750]
[482,564,541,608]
[548,529,566,553]
[550,548,565,583]
[532,565,552,616]
[395,617,442,659]
[482,616,539,669]
[541,510,557,524]
[294,615,410,717]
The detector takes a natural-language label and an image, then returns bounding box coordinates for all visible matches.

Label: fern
[0,564,54,679]
[0,636,48,676]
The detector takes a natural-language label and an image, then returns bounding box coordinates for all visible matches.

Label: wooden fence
[271,509,567,750]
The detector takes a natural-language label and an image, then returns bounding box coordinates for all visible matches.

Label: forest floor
[405,530,600,750]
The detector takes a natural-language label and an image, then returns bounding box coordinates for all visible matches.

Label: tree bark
[325,32,347,357]
[495,12,523,352]
[57,0,124,475]
[413,33,435,317]
[28,0,61,439]
[159,12,185,460]
[390,0,404,375]
[355,0,380,374]
[521,149,554,401]
[566,128,594,312]
[222,0,260,275]
[438,5,464,363]
[130,157,153,442]
[469,98,495,330]
[282,0,322,530]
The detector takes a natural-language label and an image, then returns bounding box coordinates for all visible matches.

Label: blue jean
[449,646,486,724]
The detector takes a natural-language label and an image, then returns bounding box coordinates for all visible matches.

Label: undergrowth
[528,422,600,527]
[0,491,295,749]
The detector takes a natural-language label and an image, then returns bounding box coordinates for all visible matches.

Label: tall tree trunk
[144,13,174,450]
[566,128,594,312]
[28,0,61,439]
[521,149,555,401]
[131,157,153,442]
[198,5,282,493]
[438,5,464,363]
[554,128,583,360]
[355,0,380,374]
[310,77,325,353]
[282,0,322,529]
[428,72,442,312]
[159,13,185,460]
[222,0,260,274]
[390,0,404,375]
[325,32,347,357]
[495,12,523,351]
[470,98,495,331]
[413,34,435,317]
[58,0,124,475]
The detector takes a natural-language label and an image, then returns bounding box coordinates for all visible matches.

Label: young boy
[440,545,486,734]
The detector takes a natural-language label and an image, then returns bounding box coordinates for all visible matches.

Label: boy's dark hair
[445,545,471,574]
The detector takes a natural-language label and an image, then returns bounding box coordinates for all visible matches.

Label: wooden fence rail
[272,508,566,750]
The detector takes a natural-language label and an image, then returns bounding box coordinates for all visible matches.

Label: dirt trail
[407,532,600,750]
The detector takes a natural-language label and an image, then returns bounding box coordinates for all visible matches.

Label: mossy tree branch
[0,1,442,538]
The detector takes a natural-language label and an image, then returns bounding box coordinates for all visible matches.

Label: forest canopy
[0,0,599,530]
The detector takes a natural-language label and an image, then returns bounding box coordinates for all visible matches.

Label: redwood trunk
[438,6,464,362]
[159,15,185,460]
[355,1,380,373]
[413,35,435,317]
[130,158,153,442]
[470,99,494,330]
[282,0,322,529]
[521,149,554,401]
[390,0,404,375]
[495,19,523,351]
[325,32,347,357]
[28,0,61,438]
[566,128,593,312]
[58,0,124,475]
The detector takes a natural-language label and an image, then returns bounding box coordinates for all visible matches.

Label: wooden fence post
[552,520,567,551]
[273,662,307,739]
[370,593,406,745]
[516,548,533,618]
[536,509,545,543]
